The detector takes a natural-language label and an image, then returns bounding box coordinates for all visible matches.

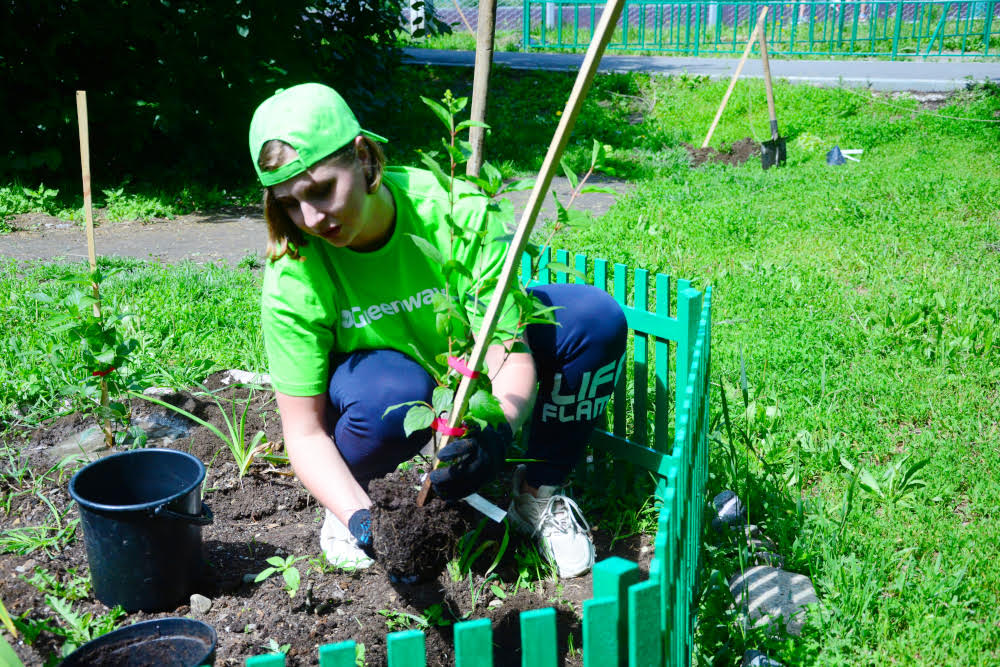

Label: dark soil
[369,472,470,583]
[2,374,653,666]
[684,137,761,168]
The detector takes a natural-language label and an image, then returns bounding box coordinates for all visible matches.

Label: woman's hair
[258,136,386,261]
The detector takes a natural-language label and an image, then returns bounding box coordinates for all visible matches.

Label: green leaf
[502,179,535,193]
[432,386,454,415]
[382,400,427,419]
[442,259,473,280]
[420,96,452,132]
[418,152,453,194]
[29,291,55,304]
[858,469,882,498]
[455,119,490,132]
[254,567,277,583]
[481,161,502,187]
[442,138,467,166]
[407,233,446,265]
[544,262,587,282]
[403,405,435,437]
[591,139,605,168]
[282,567,300,595]
[468,389,506,427]
[580,185,618,194]
[266,556,285,567]
[560,157,579,190]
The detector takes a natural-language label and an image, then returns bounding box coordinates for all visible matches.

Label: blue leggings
[327,284,627,488]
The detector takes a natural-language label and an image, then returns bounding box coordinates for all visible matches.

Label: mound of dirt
[684,137,761,167]
[369,471,471,582]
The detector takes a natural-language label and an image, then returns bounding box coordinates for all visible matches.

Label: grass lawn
[2,67,999,664]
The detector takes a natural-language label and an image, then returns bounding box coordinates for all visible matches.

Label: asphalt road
[404,47,1000,91]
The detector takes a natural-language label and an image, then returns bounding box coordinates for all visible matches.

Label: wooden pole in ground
[417,0,627,507]
[76,90,113,449]
[467,0,498,178]
[450,0,476,35]
[701,7,769,148]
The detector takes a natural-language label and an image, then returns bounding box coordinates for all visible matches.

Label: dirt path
[1,177,630,266]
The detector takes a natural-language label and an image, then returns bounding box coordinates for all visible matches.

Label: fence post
[628,580,663,667]
[319,641,357,667]
[583,596,619,666]
[891,0,904,57]
[675,285,702,418]
[985,0,996,55]
[455,618,492,666]
[523,0,530,48]
[593,557,640,663]
[387,630,425,666]
[520,608,558,667]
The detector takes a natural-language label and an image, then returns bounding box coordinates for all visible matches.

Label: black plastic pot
[68,449,212,612]
[60,617,217,667]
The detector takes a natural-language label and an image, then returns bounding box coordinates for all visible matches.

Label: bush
[1,1,405,187]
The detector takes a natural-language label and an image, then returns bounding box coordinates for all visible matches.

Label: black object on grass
[60,617,217,667]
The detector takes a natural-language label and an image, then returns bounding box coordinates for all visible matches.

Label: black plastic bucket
[68,449,213,612]
[60,617,217,666]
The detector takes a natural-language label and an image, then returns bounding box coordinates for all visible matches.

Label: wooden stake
[417,0,627,507]
[450,0,476,35]
[701,7,769,148]
[467,0,498,178]
[76,91,113,449]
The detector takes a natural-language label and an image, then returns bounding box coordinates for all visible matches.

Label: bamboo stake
[76,91,113,449]
[450,0,476,35]
[417,0,627,507]
[701,7,769,148]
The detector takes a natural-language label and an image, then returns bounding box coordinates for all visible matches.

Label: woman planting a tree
[249,83,626,578]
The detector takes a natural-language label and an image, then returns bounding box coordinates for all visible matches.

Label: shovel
[758,28,786,170]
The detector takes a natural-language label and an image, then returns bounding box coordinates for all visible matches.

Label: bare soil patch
[684,137,761,168]
[2,374,652,666]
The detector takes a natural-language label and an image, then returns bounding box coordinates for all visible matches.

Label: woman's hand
[429,421,514,499]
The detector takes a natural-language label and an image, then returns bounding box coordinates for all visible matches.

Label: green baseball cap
[249,83,387,187]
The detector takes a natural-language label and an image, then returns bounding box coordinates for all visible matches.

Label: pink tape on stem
[431,418,467,438]
[447,356,481,379]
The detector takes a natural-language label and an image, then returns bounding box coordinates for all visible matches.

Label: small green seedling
[45,595,125,656]
[134,384,272,477]
[254,555,305,598]
[262,637,291,655]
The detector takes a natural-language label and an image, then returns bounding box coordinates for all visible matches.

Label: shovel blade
[761,137,787,170]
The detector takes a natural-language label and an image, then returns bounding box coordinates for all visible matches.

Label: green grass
[0,181,261,231]
[0,257,264,427]
[1,67,999,664]
[556,76,1000,664]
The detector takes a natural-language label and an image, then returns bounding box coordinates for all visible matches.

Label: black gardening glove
[429,421,514,501]
[348,508,373,555]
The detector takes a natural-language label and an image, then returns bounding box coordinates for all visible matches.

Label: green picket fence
[245,250,713,666]
[523,0,1000,58]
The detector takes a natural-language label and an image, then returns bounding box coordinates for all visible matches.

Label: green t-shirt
[261,166,518,397]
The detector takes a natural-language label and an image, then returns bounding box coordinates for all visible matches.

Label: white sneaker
[507,465,595,578]
[320,509,374,570]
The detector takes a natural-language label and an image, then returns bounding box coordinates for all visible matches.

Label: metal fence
[419,0,999,58]
[245,250,714,666]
